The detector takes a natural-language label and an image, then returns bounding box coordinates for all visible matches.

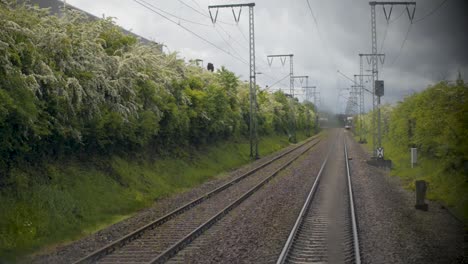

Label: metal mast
[359,53,384,155]
[267,54,294,96]
[303,85,317,136]
[359,56,364,142]
[267,54,297,142]
[368,1,416,158]
[209,3,258,159]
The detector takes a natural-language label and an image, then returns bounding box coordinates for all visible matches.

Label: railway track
[276,135,361,264]
[73,135,322,264]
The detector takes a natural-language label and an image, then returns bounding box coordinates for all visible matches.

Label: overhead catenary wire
[305,0,319,29]
[139,0,212,27]
[304,0,338,76]
[213,26,249,64]
[390,22,412,67]
[132,0,246,64]
[413,0,450,23]
[380,0,450,69]
[176,0,274,75]
[177,0,237,26]
[378,6,405,72]
[134,0,289,91]
[263,73,291,91]
[389,8,405,24]
[379,23,389,54]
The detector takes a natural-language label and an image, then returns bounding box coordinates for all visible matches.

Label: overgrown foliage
[354,81,468,221]
[0,2,317,258]
[0,2,316,175]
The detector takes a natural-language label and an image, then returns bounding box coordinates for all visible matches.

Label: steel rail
[73,135,320,264]
[276,141,332,264]
[149,137,322,263]
[276,135,361,264]
[344,137,361,264]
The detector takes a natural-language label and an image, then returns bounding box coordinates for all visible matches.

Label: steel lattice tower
[368,1,415,157]
[209,3,258,158]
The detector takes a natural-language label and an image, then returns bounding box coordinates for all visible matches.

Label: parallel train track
[74,135,323,264]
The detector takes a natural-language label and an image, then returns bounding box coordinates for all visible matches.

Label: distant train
[344,116,353,130]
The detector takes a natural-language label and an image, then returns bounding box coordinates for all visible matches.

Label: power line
[132,0,245,63]
[139,0,211,27]
[413,0,450,23]
[379,23,389,53]
[217,25,248,52]
[304,0,338,70]
[390,23,412,66]
[134,0,287,91]
[176,0,272,71]
[389,9,405,23]
[177,0,236,26]
[305,0,319,29]
[263,73,291,91]
[213,26,248,64]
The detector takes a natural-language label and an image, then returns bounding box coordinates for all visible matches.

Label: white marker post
[411,148,417,168]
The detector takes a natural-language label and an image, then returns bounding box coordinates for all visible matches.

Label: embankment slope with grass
[0,2,319,260]
[353,80,468,222]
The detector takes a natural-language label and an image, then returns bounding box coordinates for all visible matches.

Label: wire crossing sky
[64,0,467,113]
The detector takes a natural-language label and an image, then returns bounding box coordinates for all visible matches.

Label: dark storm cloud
[64,0,467,113]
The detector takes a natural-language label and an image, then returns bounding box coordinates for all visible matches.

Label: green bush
[355,81,468,221]
[0,2,319,259]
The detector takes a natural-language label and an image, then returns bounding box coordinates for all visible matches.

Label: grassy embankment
[353,82,467,223]
[0,3,320,261]
[0,132,312,261]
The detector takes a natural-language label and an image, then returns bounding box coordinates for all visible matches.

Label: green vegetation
[0,2,318,260]
[354,80,468,222]
[0,133,296,260]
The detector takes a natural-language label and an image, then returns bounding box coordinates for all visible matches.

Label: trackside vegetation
[0,2,318,260]
[354,80,468,222]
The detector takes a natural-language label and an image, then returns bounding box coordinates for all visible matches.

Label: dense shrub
[354,80,468,220]
[0,2,317,258]
[0,2,316,178]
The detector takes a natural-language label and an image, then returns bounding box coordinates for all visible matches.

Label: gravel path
[28,136,320,264]
[345,131,466,264]
[166,131,334,263]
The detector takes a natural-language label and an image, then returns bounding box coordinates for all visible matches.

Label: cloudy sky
[63,0,468,113]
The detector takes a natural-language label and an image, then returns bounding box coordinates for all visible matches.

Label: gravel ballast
[28,136,320,264]
[166,131,334,263]
[29,130,466,263]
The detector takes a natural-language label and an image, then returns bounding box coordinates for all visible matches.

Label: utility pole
[359,53,384,155]
[303,85,317,136]
[209,3,258,159]
[354,73,372,143]
[284,75,309,143]
[303,86,316,103]
[291,75,309,98]
[313,90,320,133]
[267,54,294,96]
[368,1,416,158]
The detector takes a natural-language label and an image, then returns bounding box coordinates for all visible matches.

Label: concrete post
[415,180,428,211]
[411,148,417,168]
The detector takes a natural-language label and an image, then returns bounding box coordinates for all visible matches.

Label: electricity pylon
[209,3,258,159]
[359,53,384,155]
[303,85,317,136]
[368,1,416,158]
[354,73,372,143]
[267,54,294,96]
